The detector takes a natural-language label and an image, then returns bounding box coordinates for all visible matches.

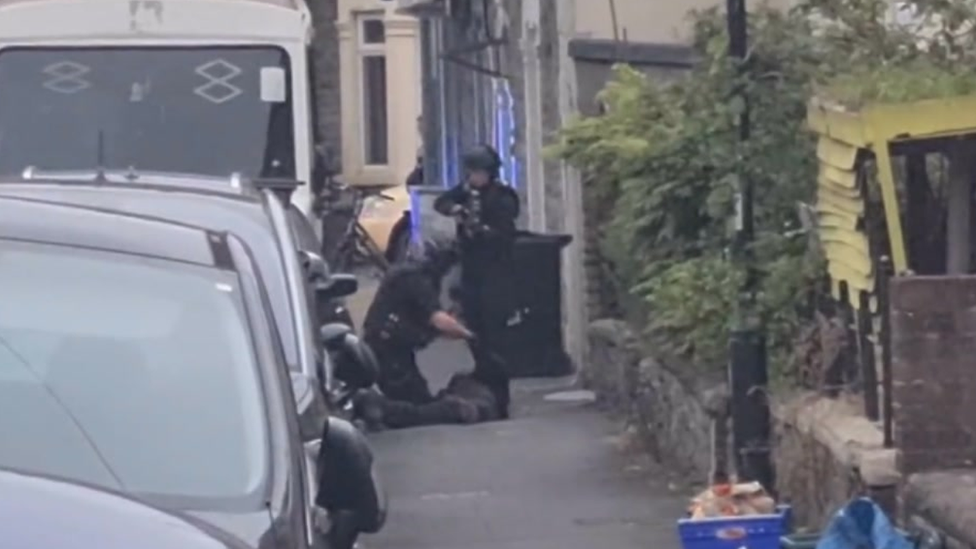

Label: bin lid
[514,232,573,248]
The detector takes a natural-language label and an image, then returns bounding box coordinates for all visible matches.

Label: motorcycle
[300,250,356,330]
[299,260,386,549]
[320,322,379,420]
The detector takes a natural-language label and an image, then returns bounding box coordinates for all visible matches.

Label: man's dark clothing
[433,181,519,416]
[362,262,442,404]
[355,373,500,430]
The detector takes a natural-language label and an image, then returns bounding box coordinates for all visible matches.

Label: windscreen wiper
[94,129,107,183]
[0,332,126,489]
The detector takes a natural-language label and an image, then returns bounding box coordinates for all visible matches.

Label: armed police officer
[362,236,473,405]
[433,144,520,418]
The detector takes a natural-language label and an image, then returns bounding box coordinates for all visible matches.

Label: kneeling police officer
[362,236,472,405]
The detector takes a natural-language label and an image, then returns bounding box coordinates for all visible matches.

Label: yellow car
[357,183,412,262]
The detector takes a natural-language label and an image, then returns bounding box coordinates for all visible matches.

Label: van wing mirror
[299,250,329,282]
[316,273,358,301]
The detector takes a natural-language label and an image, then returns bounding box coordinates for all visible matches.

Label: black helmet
[461,144,502,177]
[408,235,459,276]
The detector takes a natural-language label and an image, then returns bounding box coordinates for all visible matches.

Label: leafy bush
[552,5,824,373]
[634,255,741,367]
[551,0,976,375]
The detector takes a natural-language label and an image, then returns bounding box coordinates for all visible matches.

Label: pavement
[348,273,687,549]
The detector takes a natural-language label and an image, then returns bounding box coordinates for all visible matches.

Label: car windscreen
[0,46,295,178]
[0,186,302,371]
[0,240,269,510]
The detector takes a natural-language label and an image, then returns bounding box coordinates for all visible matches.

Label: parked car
[0,171,355,396]
[0,467,254,549]
[0,195,385,549]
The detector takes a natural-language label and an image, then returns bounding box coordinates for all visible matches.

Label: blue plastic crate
[678,505,791,549]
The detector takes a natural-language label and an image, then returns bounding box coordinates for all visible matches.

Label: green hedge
[551,0,976,376]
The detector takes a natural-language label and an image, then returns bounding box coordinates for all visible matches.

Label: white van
[0,0,318,214]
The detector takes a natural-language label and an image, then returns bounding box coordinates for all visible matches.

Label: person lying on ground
[352,372,501,431]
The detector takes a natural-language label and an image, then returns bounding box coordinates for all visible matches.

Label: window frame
[356,13,389,167]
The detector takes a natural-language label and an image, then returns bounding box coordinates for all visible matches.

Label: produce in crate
[688,481,777,519]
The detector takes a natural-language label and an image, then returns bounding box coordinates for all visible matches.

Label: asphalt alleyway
[363,344,685,548]
[349,275,685,549]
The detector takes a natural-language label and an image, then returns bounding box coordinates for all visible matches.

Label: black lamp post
[726,0,774,491]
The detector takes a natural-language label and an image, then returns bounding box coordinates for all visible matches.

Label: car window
[0,187,302,371]
[286,205,324,257]
[0,241,269,508]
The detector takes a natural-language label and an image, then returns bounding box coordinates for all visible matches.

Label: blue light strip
[492,78,519,189]
[408,188,422,245]
[412,77,521,246]
[444,132,458,188]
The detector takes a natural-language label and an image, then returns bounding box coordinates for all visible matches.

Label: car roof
[0,0,304,11]
[0,194,231,269]
[19,170,260,197]
[0,467,248,549]
[0,178,275,227]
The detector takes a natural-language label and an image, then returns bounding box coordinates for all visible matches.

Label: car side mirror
[290,372,330,443]
[321,322,353,346]
[316,273,358,301]
[299,250,329,282]
[316,416,387,547]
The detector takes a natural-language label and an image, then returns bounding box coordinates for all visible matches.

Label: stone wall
[890,276,976,548]
[585,317,899,532]
[890,276,976,475]
[585,318,719,478]
[774,395,898,529]
[903,471,976,549]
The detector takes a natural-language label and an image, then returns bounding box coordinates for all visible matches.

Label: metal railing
[800,256,894,449]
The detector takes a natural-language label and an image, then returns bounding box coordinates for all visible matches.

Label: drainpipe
[554,0,588,368]
[521,0,546,232]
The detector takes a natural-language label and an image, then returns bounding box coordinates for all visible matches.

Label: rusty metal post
[858,290,880,421]
[879,255,894,448]
[824,282,856,396]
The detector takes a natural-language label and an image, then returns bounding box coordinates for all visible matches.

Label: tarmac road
[348,274,686,549]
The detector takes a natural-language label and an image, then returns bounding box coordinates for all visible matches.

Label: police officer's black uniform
[362,239,457,404]
[433,144,519,418]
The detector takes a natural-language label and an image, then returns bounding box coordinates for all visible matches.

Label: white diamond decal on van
[194,59,243,104]
[42,61,91,94]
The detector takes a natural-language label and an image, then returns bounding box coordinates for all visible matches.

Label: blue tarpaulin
[816,498,914,549]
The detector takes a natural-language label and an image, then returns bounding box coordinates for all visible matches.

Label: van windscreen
[0,46,296,178]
